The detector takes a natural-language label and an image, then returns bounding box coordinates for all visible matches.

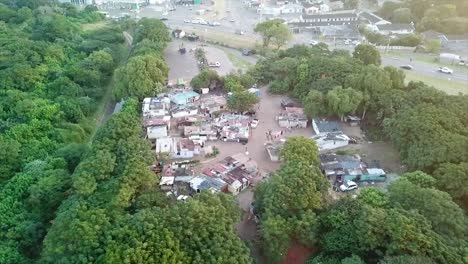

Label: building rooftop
[376,23,414,31]
[302,9,357,19]
[170,91,200,105]
[359,11,387,24]
[313,119,341,134]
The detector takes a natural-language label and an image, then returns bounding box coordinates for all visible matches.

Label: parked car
[251,119,259,128]
[339,181,358,192]
[309,40,318,45]
[199,21,208,25]
[191,20,199,24]
[438,67,454,74]
[208,61,221,67]
[400,65,413,70]
[242,48,256,56]
[211,21,220,26]
[235,30,245,35]
[160,17,168,21]
[344,39,351,45]
[184,19,190,23]
[229,18,235,22]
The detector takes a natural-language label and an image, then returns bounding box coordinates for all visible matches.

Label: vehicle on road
[309,40,319,45]
[160,17,168,21]
[208,61,221,67]
[242,48,255,56]
[184,19,190,23]
[199,21,208,25]
[211,21,220,26]
[251,119,259,128]
[191,20,199,24]
[438,67,454,74]
[400,65,413,70]
[235,30,245,35]
[229,18,235,22]
[339,181,358,192]
[344,39,351,45]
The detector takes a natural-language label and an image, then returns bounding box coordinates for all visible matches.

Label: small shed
[346,115,361,127]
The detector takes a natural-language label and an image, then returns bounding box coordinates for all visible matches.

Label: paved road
[382,56,468,83]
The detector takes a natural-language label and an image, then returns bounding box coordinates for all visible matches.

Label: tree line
[254,137,468,264]
[0,2,129,262]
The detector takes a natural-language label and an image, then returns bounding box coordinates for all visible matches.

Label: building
[301,10,358,24]
[224,167,253,195]
[302,2,330,14]
[376,23,415,36]
[159,163,195,191]
[200,95,227,113]
[311,132,350,151]
[257,2,303,15]
[172,138,200,159]
[319,153,386,183]
[327,0,344,10]
[147,124,168,139]
[142,97,170,118]
[346,115,361,126]
[171,105,198,118]
[266,142,283,162]
[189,175,228,193]
[277,107,308,128]
[170,91,200,105]
[359,11,390,26]
[156,137,175,153]
[312,119,341,134]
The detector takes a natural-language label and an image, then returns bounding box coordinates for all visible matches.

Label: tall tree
[353,44,381,66]
[254,19,291,48]
[326,87,363,121]
[114,54,169,99]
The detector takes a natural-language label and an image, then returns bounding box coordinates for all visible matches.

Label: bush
[269,80,289,94]
[390,34,422,47]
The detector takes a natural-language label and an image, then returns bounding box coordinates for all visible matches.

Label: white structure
[142,97,169,118]
[156,137,174,153]
[312,132,350,151]
[171,106,198,118]
[257,2,303,15]
[376,23,415,35]
[147,125,168,139]
[359,11,390,26]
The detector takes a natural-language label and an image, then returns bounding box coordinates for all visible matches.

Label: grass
[82,20,109,32]
[223,49,253,70]
[404,70,468,95]
[179,27,258,49]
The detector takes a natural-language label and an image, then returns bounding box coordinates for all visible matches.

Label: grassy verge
[404,71,468,95]
[82,20,109,32]
[223,49,253,70]
[180,27,258,49]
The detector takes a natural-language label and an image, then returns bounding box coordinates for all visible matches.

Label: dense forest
[0,2,252,263]
[251,43,468,263]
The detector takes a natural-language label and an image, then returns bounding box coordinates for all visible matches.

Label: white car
[208,61,221,67]
[177,195,189,201]
[191,20,200,24]
[339,181,358,192]
[184,19,191,23]
[344,39,351,45]
[438,67,453,74]
[211,21,220,26]
[199,21,208,25]
[309,40,318,45]
[251,119,259,128]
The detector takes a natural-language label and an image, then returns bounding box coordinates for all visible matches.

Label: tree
[227,91,258,112]
[254,19,291,48]
[344,0,358,9]
[271,23,292,49]
[114,54,169,99]
[353,44,381,66]
[433,163,468,208]
[384,66,405,90]
[392,8,412,23]
[400,171,436,188]
[379,255,436,264]
[388,176,468,240]
[379,1,402,20]
[303,90,326,118]
[425,40,441,54]
[190,69,220,90]
[280,136,320,167]
[134,18,170,44]
[326,87,363,121]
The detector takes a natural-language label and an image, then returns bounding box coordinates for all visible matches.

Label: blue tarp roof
[171,91,200,105]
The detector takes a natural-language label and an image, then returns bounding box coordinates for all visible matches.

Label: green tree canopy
[353,44,381,66]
